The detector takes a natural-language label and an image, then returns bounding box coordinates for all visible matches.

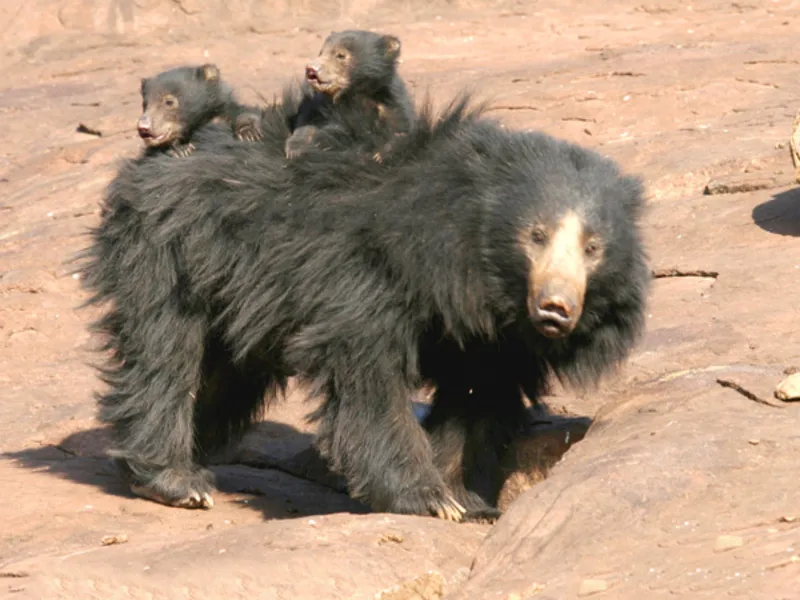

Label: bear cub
[285,30,415,162]
[137,64,262,158]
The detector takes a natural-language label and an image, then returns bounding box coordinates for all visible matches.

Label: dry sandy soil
[2,0,800,598]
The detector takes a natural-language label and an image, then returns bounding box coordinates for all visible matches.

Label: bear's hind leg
[423,349,529,521]
[99,310,215,509]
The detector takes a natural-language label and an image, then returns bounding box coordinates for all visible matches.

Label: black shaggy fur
[80,88,650,518]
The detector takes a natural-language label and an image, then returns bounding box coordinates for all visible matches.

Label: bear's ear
[198,63,220,81]
[382,35,402,60]
[620,174,646,220]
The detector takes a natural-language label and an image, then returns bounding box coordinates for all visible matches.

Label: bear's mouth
[534,317,571,339]
[531,305,575,339]
[306,67,328,87]
[141,135,164,146]
[306,71,343,97]
[139,131,173,147]
[308,77,334,93]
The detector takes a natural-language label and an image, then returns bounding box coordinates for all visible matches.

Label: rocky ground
[1,0,800,598]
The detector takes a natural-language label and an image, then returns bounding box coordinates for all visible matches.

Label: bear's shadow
[752,187,800,236]
[3,420,370,520]
[5,401,591,520]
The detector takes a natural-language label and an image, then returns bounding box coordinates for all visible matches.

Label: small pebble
[578,579,609,596]
[100,533,128,546]
[775,373,800,401]
[379,533,404,544]
[715,534,743,552]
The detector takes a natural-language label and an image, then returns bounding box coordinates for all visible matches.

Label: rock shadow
[752,187,800,236]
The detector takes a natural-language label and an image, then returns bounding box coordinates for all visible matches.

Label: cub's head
[137,64,227,148]
[305,30,402,101]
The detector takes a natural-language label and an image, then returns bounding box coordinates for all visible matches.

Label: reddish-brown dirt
[2,0,800,598]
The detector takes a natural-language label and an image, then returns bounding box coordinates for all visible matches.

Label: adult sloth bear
[80,90,650,521]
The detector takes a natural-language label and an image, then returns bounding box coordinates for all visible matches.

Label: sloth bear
[80,90,650,521]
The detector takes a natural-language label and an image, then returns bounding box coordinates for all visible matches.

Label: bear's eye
[336,52,347,60]
[531,227,548,245]
[163,95,178,108]
[584,239,600,257]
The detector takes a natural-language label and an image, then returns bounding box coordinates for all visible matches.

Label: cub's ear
[198,63,221,81]
[382,35,402,60]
